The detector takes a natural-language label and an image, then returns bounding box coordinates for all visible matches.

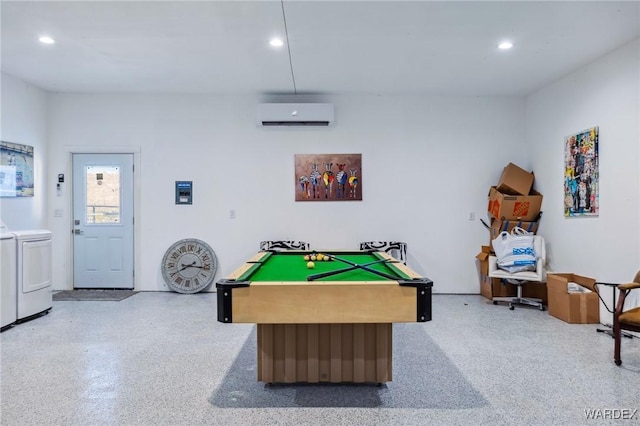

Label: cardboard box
[475,245,492,276]
[489,218,540,245]
[488,186,543,221]
[476,246,517,299]
[497,162,535,196]
[481,277,517,300]
[522,282,548,305]
[480,277,547,303]
[547,274,599,324]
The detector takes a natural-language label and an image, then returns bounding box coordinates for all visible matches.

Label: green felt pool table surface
[238,251,412,282]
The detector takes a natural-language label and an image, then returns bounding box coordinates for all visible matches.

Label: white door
[73,153,134,289]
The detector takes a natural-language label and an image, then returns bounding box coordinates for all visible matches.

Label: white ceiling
[2,1,639,97]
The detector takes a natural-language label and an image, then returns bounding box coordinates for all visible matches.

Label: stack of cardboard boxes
[476,163,547,303]
[476,163,601,323]
[487,162,543,242]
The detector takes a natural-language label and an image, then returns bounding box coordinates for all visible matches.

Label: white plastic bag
[491,228,536,273]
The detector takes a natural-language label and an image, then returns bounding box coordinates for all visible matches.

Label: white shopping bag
[491,228,536,273]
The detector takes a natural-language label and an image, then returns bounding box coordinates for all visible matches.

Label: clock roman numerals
[162,239,217,294]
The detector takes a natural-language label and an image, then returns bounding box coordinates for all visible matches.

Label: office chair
[259,240,310,251]
[612,271,640,366]
[359,241,407,264]
[488,235,546,311]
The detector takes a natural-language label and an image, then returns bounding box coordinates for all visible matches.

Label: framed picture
[1,141,35,197]
[295,154,362,201]
[564,127,598,217]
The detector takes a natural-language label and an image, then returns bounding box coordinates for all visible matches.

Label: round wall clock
[161,238,217,294]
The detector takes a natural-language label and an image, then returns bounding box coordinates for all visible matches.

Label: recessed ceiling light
[38,36,55,44]
[269,38,284,47]
[498,41,513,50]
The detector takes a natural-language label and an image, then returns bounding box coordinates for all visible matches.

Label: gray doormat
[53,290,137,301]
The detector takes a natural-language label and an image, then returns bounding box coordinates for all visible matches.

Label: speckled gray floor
[1,293,638,425]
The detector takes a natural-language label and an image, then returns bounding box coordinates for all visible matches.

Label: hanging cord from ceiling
[280,0,297,94]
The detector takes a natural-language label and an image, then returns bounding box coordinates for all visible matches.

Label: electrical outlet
[229,209,236,219]
[468,212,475,221]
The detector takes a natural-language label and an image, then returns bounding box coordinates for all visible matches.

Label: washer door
[21,239,52,293]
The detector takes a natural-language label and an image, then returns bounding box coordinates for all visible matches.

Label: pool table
[216,250,433,384]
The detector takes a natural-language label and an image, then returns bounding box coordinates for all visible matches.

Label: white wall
[526,39,640,320]
[0,73,49,230]
[46,93,526,292]
[6,39,637,301]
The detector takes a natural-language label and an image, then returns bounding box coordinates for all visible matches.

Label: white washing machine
[13,230,53,321]
[1,231,17,329]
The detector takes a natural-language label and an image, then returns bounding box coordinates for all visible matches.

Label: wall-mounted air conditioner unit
[257,103,334,127]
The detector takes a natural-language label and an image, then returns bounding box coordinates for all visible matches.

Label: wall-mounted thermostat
[175,181,193,205]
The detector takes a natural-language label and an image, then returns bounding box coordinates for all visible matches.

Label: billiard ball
[304,255,310,261]
[316,254,324,261]
[310,255,317,261]
[307,261,315,269]
[323,256,329,261]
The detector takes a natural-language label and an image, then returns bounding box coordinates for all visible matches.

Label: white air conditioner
[257,103,334,127]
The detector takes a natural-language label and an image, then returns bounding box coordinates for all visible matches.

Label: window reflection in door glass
[86,165,120,224]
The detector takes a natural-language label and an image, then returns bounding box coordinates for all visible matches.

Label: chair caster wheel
[493,301,498,305]
[509,306,515,310]
[615,360,622,366]
[540,306,546,311]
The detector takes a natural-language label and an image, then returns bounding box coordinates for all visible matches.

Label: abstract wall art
[295,154,362,201]
[564,127,598,217]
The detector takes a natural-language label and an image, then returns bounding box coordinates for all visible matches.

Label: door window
[85,165,120,224]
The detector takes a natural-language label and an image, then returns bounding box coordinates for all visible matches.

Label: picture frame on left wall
[0,141,35,197]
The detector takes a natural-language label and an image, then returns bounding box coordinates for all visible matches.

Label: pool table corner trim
[216,279,250,323]
[399,278,433,322]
